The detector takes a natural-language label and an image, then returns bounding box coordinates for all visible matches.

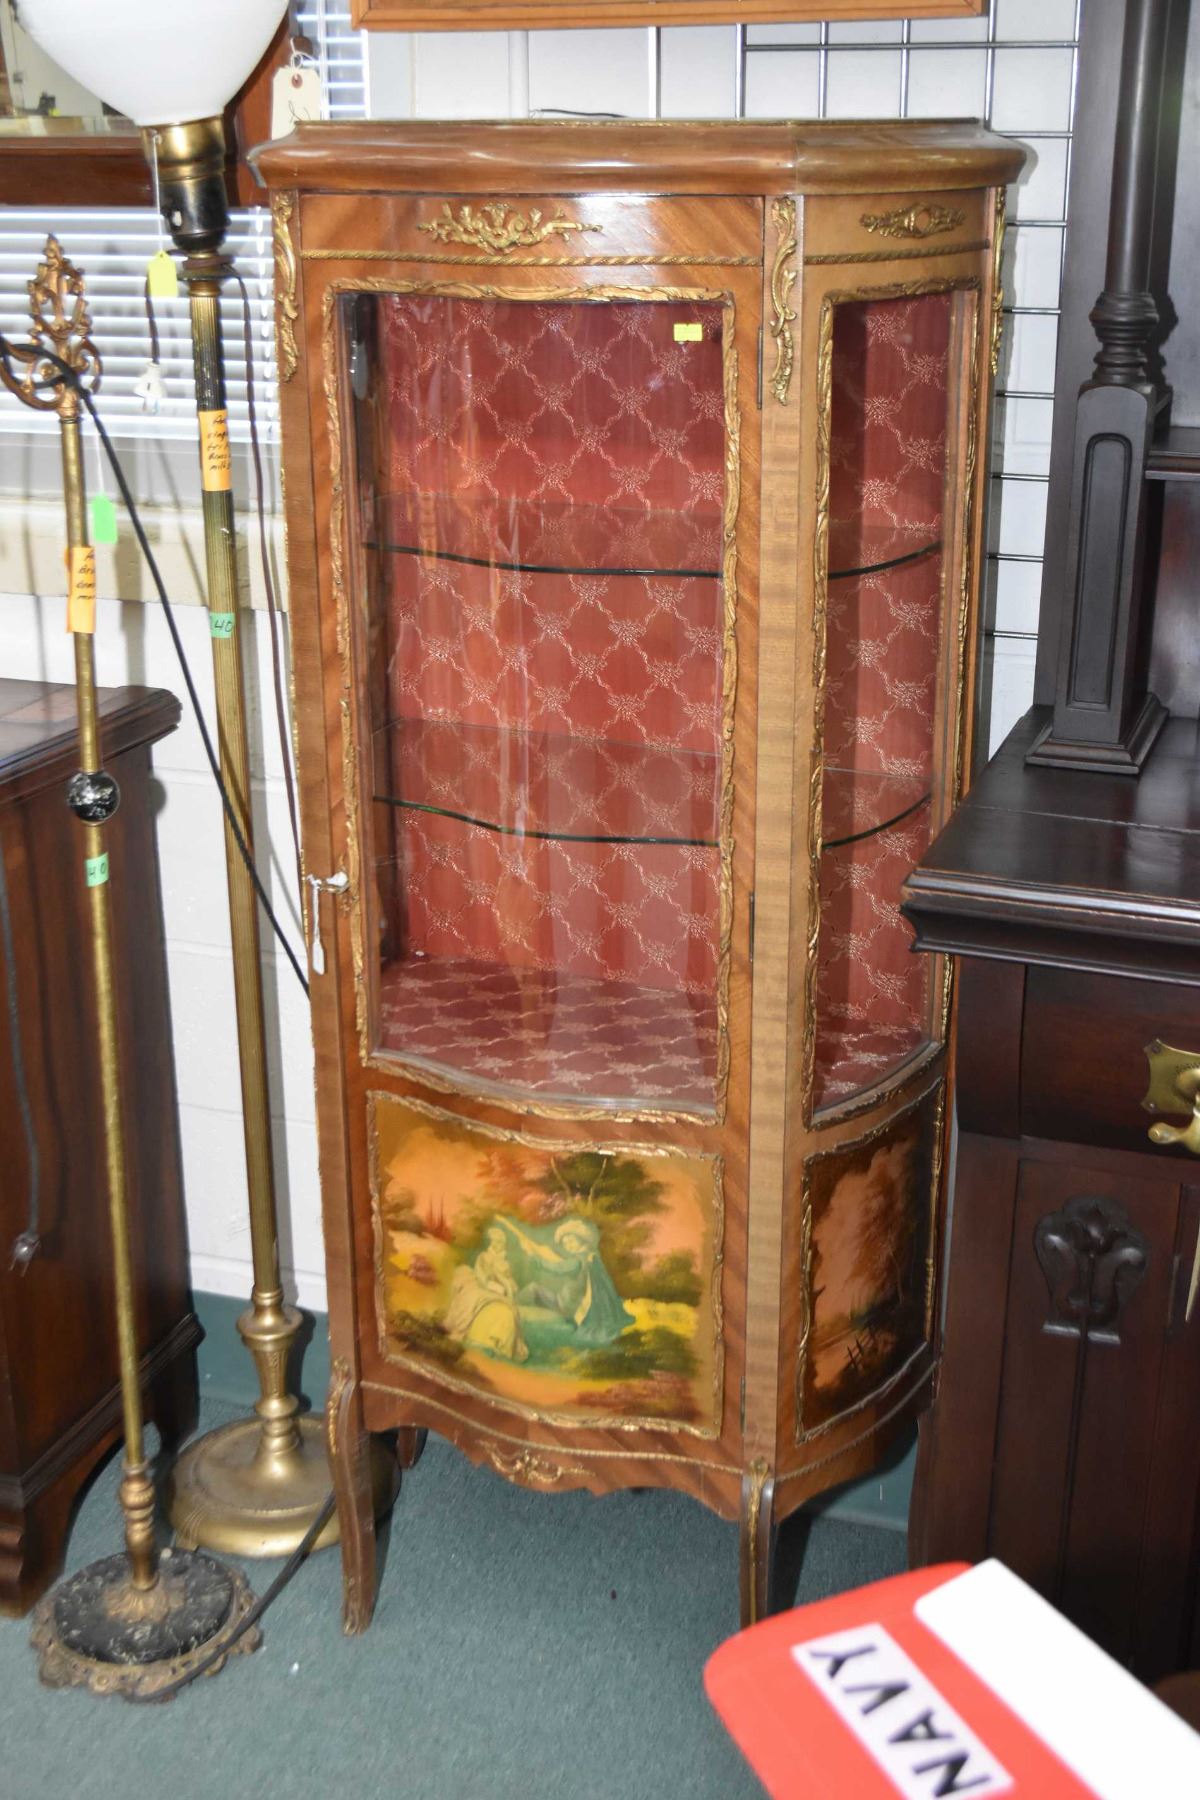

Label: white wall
[0,6,1077,1312]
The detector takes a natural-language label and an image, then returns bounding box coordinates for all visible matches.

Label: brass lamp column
[6,238,257,1699]
[153,120,338,1557]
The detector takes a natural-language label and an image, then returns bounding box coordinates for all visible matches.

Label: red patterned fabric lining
[366,295,727,1102]
[814,294,952,1109]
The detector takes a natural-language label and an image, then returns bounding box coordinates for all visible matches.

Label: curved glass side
[813,290,959,1113]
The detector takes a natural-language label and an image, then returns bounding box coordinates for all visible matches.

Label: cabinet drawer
[1021,966,1200,1159]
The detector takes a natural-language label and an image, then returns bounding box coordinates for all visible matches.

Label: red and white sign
[705,1560,1200,1799]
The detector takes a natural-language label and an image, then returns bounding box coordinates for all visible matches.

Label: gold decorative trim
[1,235,100,418]
[366,1089,726,1441]
[801,276,983,1129]
[272,193,300,382]
[776,1361,936,1487]
[302,248,758,268]
[321,277,740,1128]
[768,197,798,406]
[989,187,1007,378]
[809,1041,945,1133]
[805,239,988,267]
[327,1355,352,1464]
[356,1053,717,1129]
[418,201,601,255]
[744,1455,772,1624]
[861,202,966,241]
[486,1446,587,1486]
[794,1078,946,1447]
[361,1378,742,1478]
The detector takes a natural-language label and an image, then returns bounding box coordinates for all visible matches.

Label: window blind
[0,207,277,441]
[296,1,370,120]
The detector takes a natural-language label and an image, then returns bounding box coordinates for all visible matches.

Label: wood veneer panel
[255,122,1024,202]
[988,1159,1179,1661]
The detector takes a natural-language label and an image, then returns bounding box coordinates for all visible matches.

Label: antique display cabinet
[256,119,1023,1627]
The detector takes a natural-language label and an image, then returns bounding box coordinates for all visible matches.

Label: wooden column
[1028,0,1172,773]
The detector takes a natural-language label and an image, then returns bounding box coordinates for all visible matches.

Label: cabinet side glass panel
[814,291,954,1112]
[347,292,728,1113]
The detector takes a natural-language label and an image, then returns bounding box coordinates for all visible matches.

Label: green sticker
[90,494,118,544]
[85,853,109,888]
[209,611,235,639]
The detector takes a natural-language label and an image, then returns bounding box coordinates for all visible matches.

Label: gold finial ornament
[418,201,600,255]
[272,193,300,382]
[0,236,100,415]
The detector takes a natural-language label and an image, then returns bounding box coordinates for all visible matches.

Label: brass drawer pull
[1142,1038,1200,1155]
[1144,1039,1200,1322]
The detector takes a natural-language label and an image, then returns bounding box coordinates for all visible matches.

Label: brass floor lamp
[15,1,393,1558]
[3,237,258,1699]
[151,114,340,1561]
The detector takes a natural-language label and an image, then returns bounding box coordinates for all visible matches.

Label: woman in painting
[498,1215,631,1347]
[443,1226,529,1362]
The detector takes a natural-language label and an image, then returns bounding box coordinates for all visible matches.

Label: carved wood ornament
[1034,1193,1150,1345]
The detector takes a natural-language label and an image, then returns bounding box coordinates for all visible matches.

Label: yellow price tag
[146,249,179,299]
[66,545,97,635]
[198,408,232,493]
[674,321,703,343]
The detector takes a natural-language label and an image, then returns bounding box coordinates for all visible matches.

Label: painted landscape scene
[372,1098,719,1430]
[800,1097,935,1436]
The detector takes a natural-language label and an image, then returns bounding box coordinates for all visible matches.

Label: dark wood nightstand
[0,679,200,1615]
[901,707,1200,1681]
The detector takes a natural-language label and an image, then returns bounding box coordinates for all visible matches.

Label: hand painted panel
[369,1092,723,1435]
[796,1082,943,1442]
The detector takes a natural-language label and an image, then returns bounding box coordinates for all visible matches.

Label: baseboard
[192,1292,912,1532]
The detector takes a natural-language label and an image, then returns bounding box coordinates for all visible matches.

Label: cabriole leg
[739,1457,776,1628]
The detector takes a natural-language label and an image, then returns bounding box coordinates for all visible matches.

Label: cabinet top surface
[901,708,1200,975]
[0,680,180,795]
[254,118,1025,198]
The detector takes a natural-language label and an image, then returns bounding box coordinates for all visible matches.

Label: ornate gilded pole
[2,238,256,1699]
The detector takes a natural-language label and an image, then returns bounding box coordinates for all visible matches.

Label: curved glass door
[347,292,729,1114]
[813,289,958,1113]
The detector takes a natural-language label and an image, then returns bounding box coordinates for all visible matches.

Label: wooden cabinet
[903,713,1200,1678]
[258,119,1023,1627]
[0,680,199,1614]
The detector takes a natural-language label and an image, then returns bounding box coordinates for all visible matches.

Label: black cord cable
[229,269,304,896]
[127,1489,336,1704]
[80,382,311,996]
[0,333,310,998]
[0,844,41,1268]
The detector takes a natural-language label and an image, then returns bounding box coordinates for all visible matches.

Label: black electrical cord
[127,1489,337,1705]
[230,268,304,897]
[0,334,310,999]
[0,846,40,1268]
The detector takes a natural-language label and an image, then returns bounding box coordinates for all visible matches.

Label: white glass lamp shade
[16,0,288,127]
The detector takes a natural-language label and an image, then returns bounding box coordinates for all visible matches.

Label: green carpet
[0,1398,907,1800]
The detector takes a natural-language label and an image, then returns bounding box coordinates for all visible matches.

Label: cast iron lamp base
[30,1548,258,1701]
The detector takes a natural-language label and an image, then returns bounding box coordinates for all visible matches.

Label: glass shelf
[373,716,720,847]
[378,956,717,1111]
[827,520,941,582]
[821,769,931,850]
[367,491,723,581]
